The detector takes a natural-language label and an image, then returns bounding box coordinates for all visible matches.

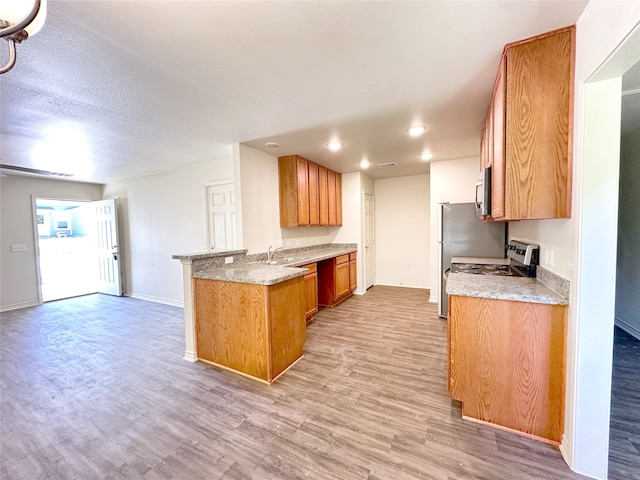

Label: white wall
[375,174,430,289]
[429,157,480,301]
[0,175,103,311]
[103,158,233,306]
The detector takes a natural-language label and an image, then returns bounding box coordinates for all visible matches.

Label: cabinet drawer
[336,254,349,265]
[302,263,317,274]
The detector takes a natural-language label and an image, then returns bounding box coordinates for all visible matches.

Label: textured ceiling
[0,1,600,183]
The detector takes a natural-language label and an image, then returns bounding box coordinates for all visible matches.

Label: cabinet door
[505,27,573,219]
[303,267,318,321]
[491,57,506,219]
[296,157,310,226]
[308,162,319,226]
[328,170,337,226]
[349,252,357,291]
[278,155,298,227]
[335,260,350,299]
[318,166,329,226]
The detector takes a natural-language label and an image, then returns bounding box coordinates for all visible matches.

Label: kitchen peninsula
[173,243,357,383]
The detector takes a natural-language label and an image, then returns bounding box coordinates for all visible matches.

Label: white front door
[94,198,123,296]
[364,193,375,289]
[206,183,236,251]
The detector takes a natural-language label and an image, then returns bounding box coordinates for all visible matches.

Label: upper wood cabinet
[482,26,574,221]
[278,155,343,228]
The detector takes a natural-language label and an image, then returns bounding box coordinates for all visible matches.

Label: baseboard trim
[374,281,430,290]
[183,350,198,362]
[559,434,571,471]
[0,300,40,313]
[615,317,640,340]
[126,292,184,308]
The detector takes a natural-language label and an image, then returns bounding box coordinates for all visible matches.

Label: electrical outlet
[10,244,27,253]
[224,256,233,264]
[548,249,555,267]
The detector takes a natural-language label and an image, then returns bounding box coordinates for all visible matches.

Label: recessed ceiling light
[326,141,343,152]
[420,152,433,161]
[407,125,427,137]
[359,159,370,169]
[265,142,280,148]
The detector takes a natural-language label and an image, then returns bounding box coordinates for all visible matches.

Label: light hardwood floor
[0,286,633,479]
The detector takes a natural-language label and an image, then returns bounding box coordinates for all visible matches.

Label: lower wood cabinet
[318,254,354,307]
[194,276,305,384]
[349,252,357,292]
[302,263,318,321]
[448,295,567,444]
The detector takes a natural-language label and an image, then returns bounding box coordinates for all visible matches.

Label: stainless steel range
[450,240,540,278]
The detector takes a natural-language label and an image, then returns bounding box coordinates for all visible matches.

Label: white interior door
[206,183,236,251]
[364,193,375,289]
[93,198,123,296]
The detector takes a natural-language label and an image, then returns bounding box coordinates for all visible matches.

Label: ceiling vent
[377,162,397,168]
[0,164,74,177]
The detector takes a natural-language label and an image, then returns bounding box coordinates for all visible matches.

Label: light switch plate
[10,244,27,253]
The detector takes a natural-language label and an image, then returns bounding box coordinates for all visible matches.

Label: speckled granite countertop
[446,273,568,305]
[191,245,356,286]
[194,263,308,285]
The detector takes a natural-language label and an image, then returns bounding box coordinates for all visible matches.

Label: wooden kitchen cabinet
[349,252,357,292]
[302,263,318,321]
[308,162,320,226]
[448,294,567,444]
[194,276,306,384]
[481,26,574,221]
[318,166,329,225]
[328,170,337,226]
[279,155,342,227]
[318,254,352,307]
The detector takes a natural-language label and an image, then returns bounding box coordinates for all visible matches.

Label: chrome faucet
[267,245,284,261]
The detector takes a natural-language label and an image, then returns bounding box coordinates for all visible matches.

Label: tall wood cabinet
[278,155,342,228]
[481,26,575,221]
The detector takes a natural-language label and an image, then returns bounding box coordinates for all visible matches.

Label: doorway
[36,199,98,301]
[35,197,124,302]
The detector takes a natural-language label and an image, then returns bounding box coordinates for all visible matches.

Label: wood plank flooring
[0,286,631,479]
[609,326,640,480]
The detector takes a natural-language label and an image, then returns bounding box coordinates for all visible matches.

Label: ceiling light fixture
[265,142,280,148]
[420,152,433,161]
[0,0,47,74]
[359,159,370,169]
[326,141,343,152]
[407,125,427,137]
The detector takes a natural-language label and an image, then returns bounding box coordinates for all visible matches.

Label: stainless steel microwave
[475,167,491,217]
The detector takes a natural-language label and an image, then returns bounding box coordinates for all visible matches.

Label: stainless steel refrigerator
[438,202,506,317]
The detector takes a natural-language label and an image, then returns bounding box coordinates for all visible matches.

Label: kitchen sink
[264,256,304,265]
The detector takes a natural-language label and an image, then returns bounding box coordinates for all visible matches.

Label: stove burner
[450,263,520,276]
